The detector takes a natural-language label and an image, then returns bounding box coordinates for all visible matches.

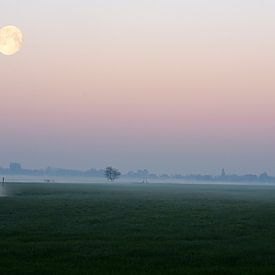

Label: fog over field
[1,1,275,274]
[0,184,7,197]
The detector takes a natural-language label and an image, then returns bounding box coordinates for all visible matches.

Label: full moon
[0,25,23,56]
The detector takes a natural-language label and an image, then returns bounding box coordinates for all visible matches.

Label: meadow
[1,182,275,274]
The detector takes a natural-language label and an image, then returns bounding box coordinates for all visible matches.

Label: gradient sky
[1,0,275,174]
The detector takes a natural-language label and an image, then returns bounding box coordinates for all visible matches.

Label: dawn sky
[1,0,275,174]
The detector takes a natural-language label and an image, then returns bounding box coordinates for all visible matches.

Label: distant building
[9,162,22,172]
[221,168,226,178]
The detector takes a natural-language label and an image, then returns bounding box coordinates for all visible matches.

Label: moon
[0,25,23,56]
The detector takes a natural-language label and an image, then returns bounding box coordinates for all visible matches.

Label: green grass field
[1,182,275,274]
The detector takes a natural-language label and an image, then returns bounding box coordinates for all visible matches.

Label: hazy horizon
[1,0,274,174]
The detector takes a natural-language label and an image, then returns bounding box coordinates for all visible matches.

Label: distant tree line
[0,163,274,183]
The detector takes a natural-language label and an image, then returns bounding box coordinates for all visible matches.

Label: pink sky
[0,0,275,174]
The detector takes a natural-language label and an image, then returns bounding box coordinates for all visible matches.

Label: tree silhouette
[104,167,121,182]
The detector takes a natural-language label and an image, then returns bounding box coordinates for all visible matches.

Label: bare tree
[104,167,121,182]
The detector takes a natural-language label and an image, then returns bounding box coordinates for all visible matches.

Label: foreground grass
[1,182,275,274]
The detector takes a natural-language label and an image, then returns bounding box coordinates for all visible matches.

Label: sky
[0,0,275,174]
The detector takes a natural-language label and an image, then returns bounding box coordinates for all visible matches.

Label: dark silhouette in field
[104,167,121,182]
